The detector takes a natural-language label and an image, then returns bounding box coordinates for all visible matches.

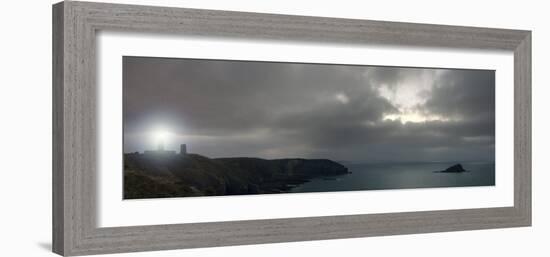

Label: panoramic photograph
[122,56,495,200]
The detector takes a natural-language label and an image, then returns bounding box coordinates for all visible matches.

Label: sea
[290,161,495,193]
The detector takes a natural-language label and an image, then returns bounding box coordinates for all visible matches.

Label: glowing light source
[153,130,170,142]
[151,128,172,150]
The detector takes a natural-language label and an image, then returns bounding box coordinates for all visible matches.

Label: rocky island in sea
[436,164,467,173]
[123,144,349,199]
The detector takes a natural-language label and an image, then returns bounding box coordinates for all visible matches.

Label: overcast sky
[123,56,495,162]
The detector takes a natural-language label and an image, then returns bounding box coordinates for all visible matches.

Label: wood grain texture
[52,1,532,256]
[52,2,65,255]
[514,32,532,223]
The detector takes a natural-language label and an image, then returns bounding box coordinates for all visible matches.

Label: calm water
[290,162,495,193]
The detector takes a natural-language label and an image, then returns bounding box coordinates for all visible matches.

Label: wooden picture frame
[52,1,531,256]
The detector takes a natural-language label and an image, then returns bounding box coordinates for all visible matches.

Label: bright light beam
[151,128,172,150]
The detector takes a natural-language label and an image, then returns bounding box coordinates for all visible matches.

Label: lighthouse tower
[180,144,187,155]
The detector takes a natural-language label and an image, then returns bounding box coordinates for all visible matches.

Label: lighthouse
[180,144,187,155]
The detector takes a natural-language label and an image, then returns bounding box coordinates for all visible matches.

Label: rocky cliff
[123,153,349,199]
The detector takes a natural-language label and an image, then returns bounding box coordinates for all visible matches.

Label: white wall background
[0,0,547,256]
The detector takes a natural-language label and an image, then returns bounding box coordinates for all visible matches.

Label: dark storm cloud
[422,69,495,120]
[123,56,495,162]
[364,66,434,89]
[124,58,397,134]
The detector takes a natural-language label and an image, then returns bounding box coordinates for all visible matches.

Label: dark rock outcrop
[124,153,349,199]
[439,164,467,173]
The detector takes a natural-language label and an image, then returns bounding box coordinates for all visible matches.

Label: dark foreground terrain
[124,153,349,199]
